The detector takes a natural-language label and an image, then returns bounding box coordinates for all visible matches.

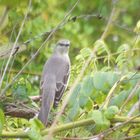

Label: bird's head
[55,39,70,54]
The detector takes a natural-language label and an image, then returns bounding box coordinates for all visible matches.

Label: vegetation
[0,0,140,139]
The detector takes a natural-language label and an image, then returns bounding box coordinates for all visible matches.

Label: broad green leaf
[13,85,28,100]
[28,118,43,140]
[67,101,80,120]
[79,95,89,108]
[80,75,94,96]
[91,110,103,125]
[85,98,93,111]
[104,106,119,119]
[93,72,110,92]
[91,110,110,132]
[68,83,81,107]
[106,72,120,87]
[110,90,130,107]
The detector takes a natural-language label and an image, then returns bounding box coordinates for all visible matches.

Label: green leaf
[28,118,44,140]
[79,95,89,108]
[0,109,5,136]
[94,39,109,55]
[110,90,130,107]
[91,110,110,132]
[106,72,120,87]
[85,98,93,111]
[68,83,81,107]
[93,72,110,92]
[68,101,80,120]
[104,106,119,119]
[80,75,94,96]
[91,110,103,125]
[13,85,28,100]
[80,48,92,58]
[134,20,140,33]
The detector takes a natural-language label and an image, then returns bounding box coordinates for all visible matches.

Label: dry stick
[0,0,32,91]
[102,75,127,110]
[119,80,140,114]
[47,1,119,139]
[1,0,79,96]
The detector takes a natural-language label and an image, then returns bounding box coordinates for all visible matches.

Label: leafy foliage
[0,0,140,139]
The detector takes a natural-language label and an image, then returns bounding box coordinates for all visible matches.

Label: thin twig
[100,2,117,40]
[127,100,140,117]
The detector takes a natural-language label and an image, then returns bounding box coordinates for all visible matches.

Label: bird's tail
[38,82,55,126]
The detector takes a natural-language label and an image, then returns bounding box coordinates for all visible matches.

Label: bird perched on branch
[38,39,70,126]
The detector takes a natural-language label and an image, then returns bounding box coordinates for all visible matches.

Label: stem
[102,75,127,109]
[1,116,140,138]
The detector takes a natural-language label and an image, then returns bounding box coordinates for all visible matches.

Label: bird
[38,39,71,126]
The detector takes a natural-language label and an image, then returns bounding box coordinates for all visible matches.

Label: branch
[4,104,36,119]
[29,95,41,102]
[100,1,118,40]
[1,116,140,138]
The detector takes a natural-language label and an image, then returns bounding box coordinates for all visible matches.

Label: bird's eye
[65,44,69,47]
[58,43,64,46]
[59,43,69,47]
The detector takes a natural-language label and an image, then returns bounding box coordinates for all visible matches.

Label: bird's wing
[53,62,70,107]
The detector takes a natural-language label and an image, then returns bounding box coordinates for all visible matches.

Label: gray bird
[38,39,70,126]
